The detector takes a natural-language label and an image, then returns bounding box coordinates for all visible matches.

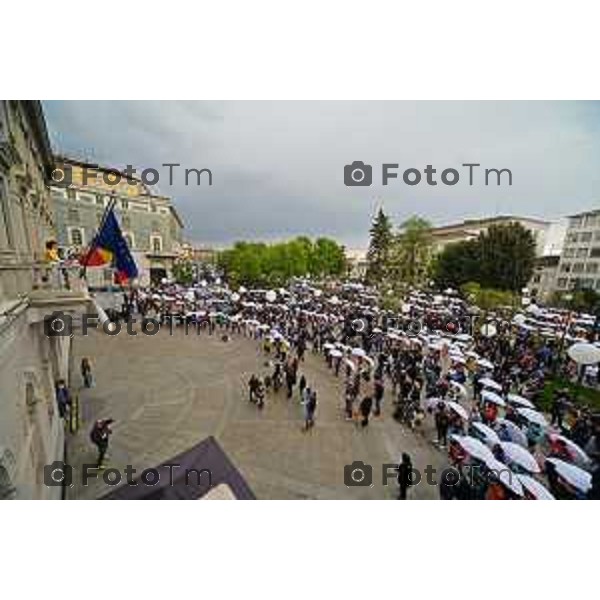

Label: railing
[32,263,89,296]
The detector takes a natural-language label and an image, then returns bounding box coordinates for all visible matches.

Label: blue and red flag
[81,206,138,284]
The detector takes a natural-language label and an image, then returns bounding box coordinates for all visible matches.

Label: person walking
[397,452,413,500]
[358,395,373,428]
[55,380,71,420]
[81,357,93,388]
[90,419,114,469]
[304,389,317,430]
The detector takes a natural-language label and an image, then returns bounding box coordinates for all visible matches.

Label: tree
[217,236,346,286]
[172,258,194,285]
[434,239,480,288]
[478,223,536,291]
[434,222,536,292]
[365,208,393,285]
[390,216,432,287]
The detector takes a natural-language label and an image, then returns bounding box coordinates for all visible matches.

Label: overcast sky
[42,101,600,249]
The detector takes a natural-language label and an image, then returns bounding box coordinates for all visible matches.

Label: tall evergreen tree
[365,208,393,285]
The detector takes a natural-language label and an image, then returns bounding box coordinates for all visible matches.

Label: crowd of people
[82,278,600,499]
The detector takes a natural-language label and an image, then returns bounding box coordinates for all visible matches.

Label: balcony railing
[31,263,89,297]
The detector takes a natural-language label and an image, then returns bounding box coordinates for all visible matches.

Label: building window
[576,247,589,258]
[572,263,584,273]
[586,263,598,274]
[563,248,575,258]
[580,278,594,289]
[51,188,67,201]
[590,247,600,258]
[79,192,95,203]
[560,263,571,273]
[120,199,129,210]
[566,232,578,243]
[570,216,583,228]
[580,232,593,243]
[532,274,541,283]
[67,207,80,223]
[151,235,162,253]
[123,232,135,249]
[557,278,568,289]
[68,227,85,247]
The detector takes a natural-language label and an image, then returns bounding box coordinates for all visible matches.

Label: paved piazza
[67,326,446,499]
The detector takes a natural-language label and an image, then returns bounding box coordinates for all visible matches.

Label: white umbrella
[487,459,524,497]
[351,347,366,357]
[451,435,497,468]
[499,441,541,473]
[481,390,506,407]
[449,380,467,398]
[548,433,590,467]
[323,342,335,350]
[480,377,502,391]
[545,458,592,494]
[425,397,446,411]
[507,393,535,409]
[329,349,343,358]
[477,358,494,370]
[495,418,528,447]
[567,342,600,365]
[516,474,555,500]
[517,407,548,428]
[469,422,501,447]
[344,358,356,370]
[265,290,277,303]
[446,401,468,421]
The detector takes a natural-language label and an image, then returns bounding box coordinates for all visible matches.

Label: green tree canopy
[365,208,393,285]
[434,222,536,292]
[217,236,346,286]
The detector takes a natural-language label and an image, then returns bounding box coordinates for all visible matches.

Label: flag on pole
[81,206,138,284]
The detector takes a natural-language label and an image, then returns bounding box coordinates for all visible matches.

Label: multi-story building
[529,255,560,302]
[430,215,564,257]
[555,209,600,293]
[345,248,368,279]
[50,157,184,287]
[1,101,90,499]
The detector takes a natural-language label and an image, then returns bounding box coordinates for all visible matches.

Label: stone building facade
[50,157,184,287]
[0,101,89,499]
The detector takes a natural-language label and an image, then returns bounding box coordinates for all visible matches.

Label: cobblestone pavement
[66,326,447,499]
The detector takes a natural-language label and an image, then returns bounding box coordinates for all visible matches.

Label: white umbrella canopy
[567,342,600,365]
[507,393,535,409]
[469,421,501,447]
[494,418,528,447]
[548,433,591,467]
[481,390,506,407]
[516,474,555,500]
[449,380,468,398]
[425,397,446,411]
[322,342,335,350]
[477,358,494,370]
[351,347,366,357]
[487,458,524,497]
[450,435,498,468]
[446,401,469,421]
[329,349,343,358]
[362,355,375,366]
[480,377,502,391]
[499,441,541,473]
[517,407,548,428]
[545,457,592,494]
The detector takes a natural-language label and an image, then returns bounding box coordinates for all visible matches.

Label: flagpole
[81,193,117,280]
